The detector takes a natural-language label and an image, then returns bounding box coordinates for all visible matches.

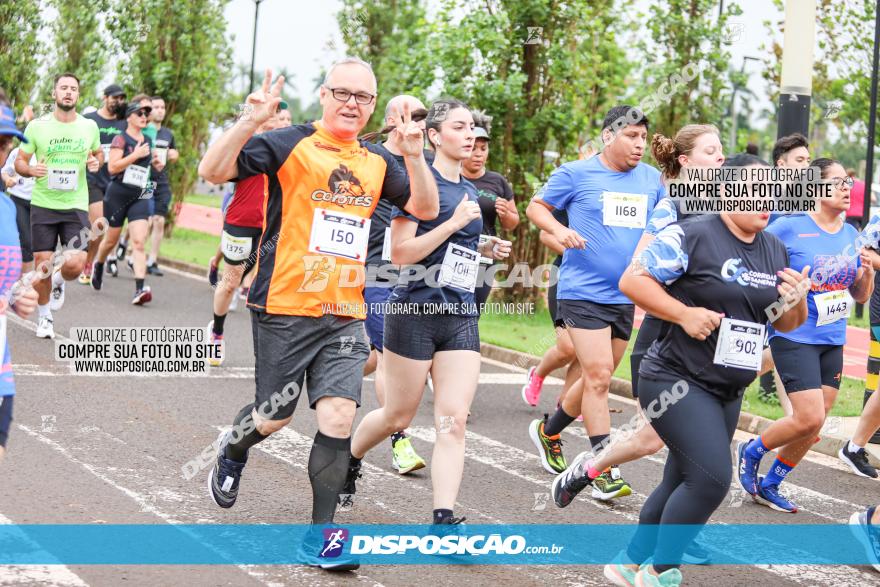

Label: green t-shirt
[20,113,101,211]
[143,123,158,143]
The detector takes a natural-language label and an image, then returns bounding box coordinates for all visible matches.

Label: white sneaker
[49,280,65,311]
[228,291,238,312]
[426,373,433,394]
[36,316,55,339]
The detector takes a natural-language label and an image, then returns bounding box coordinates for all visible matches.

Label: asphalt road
[3,265,880,586]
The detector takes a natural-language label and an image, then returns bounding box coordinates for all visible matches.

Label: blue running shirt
[766,214,861,345]
[539,156,664,304]
[0,194,22,397]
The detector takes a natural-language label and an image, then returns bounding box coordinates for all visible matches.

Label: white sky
[223,0,784,119]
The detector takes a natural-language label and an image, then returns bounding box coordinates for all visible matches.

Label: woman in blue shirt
[738,158,875,513]
[0,111,39,460]
[348,99,511,525]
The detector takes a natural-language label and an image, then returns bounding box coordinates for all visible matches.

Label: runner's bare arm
[526,199,585,249]
[539,230,564,255]
[14,149,44,178]
[770,266,810,332]
[392,104,439,220]
[620,271,718,338]
[390,195,480,265]
[849,249,876,304]
[199,69,284,184]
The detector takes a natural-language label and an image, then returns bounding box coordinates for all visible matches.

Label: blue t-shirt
[766,214,860,345]
[389,167,482,314]
[539,156,664,304]
[0,193,22,397]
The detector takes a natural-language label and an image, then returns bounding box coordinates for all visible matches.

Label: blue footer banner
[1,524,878,565]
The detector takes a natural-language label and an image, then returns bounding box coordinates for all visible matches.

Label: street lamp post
[861,0,880,444]
[777,0,817,138]
[248,0,266,96]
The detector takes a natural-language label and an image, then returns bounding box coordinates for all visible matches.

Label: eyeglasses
[325,87,375,105]
[830,176,854,188]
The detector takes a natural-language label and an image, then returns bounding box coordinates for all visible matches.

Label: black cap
[125,102,152,118]
[103,84,125,97]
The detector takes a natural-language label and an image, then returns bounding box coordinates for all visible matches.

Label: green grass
[158,227,218,267]
[742,376,867,419]
[479,306,637,381]
[183,192,223,208]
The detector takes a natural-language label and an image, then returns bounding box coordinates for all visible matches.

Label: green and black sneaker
[528,415,568,474]
[592,466,632,501]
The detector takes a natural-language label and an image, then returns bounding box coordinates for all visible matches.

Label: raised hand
[390,102,425,158]
[242,68,285,127]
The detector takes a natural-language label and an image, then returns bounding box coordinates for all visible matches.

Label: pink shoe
[521,366,544,406]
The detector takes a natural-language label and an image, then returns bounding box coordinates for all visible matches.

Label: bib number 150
[331,229,355,245]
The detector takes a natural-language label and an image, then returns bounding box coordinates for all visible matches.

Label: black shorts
[0,395,13,448]
[630,314,665,398]
[103,182,152,228]
[88,183,105,205]
[251,312,369,419]
[30,205,90,253]
[383,311,480,360]
[769,336,844,392]
[221,223,262,269]
[557,299,635,341]
[10,195,32,263]
[548,256,563,327]
[152,185,172,217]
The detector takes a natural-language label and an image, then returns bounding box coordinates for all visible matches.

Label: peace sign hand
[242,68,285,127]
[389,102,425,158]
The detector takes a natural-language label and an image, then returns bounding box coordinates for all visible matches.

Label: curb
[158,256,877,467]
[158,256,208,278]
[480,342,880,467]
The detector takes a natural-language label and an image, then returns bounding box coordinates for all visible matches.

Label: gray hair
[323,56,375,86]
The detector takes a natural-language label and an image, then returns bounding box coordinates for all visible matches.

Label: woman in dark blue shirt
[349,99,511,525]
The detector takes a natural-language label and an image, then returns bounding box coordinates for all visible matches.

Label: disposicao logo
[319,528,349,558]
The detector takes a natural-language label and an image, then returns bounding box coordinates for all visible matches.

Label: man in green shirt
[15,72,101,339]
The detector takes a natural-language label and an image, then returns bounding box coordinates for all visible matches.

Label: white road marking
[0,513,89,586]
[407,426,875,586]
[255,427,599,586]
[15,424,383,587]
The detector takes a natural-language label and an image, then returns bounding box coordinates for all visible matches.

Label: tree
[762,0,877,159]
[337,0,437,132]
[0,0,43,109]
[107,0,234,232]
[40,0,110,105]
[633,0,743,140]
[336,0,633,301]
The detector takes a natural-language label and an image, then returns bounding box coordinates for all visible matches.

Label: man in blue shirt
[526,105,664,500]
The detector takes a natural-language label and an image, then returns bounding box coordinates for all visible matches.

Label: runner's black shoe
[208,431,247,509]
[91,262,104,291]
[147,262,164,276]
[116,242,126,261]
[551,452,592,508]
[107,258,118,277]
[839,444,879,478]
[338,460,362,507]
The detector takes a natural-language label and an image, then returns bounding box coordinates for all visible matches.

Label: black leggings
[0,395,13,448]
[627,377,741,569]
[629,315,664,398]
